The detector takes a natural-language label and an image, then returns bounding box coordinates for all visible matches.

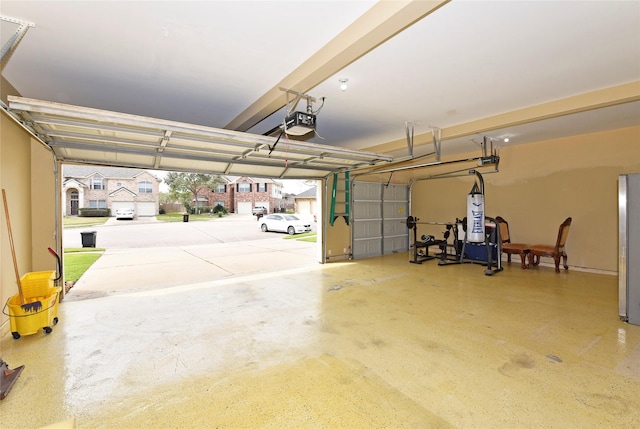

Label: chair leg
[553,255,560,273]
[562,252,568,270]
[519,253,528,269]
[530,253,540,266]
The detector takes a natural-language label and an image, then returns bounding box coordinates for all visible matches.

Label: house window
[90,177,104,190]
[89,200,107,208]
[116,182,122,187]
[214,184,226,193]
[238,183,251,192]
[139,181,153,194]
[257,183,267,192]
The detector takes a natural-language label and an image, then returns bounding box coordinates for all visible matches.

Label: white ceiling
[2,1,639,175]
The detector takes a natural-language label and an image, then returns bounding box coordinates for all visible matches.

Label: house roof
[229,176,282,186]
[108,187,137,197]
[295,187,317,199]
[63,165,160,181]
[62,178,86,188]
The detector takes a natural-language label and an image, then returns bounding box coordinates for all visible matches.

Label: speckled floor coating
[2,254,639,428]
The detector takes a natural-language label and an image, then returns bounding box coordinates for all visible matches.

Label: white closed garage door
[237,201,252,215]
[111,201,135,216]
[297,200,311,215]
[137,202,156,216]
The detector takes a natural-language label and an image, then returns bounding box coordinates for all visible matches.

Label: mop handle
[2,189,25,305]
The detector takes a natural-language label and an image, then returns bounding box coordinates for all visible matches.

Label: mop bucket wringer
[3,270,61,339]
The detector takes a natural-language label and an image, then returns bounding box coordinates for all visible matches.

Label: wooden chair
[529,217,572,273]
[495,216,530,269]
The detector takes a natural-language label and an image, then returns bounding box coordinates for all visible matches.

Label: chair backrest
[555,217,572,251]
[495,216,511,243]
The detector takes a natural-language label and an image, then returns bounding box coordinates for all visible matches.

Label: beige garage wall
[1,113,33,322]
[411,126,640,273]
[1,82,57,329]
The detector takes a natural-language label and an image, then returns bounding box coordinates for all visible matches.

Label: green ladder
[330,171,350,226]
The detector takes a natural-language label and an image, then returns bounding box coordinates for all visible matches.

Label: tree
[164,172,224,214]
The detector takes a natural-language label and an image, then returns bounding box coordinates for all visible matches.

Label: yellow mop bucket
[3,286,61,339]
[20,270,55,299]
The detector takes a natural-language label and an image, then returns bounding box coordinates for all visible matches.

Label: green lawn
[64,248,104,282]
[63,216,109,228]
[156,212,225,222]
[63,212,221,227]
[284,232,317,242]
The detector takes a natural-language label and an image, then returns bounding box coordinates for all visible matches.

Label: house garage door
[237,201,252,215]
[352,182,409,259]
[137,202,156,216]
[297,200,311,215]
[111,201,135,216]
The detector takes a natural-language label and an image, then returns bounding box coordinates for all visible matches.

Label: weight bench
[411,235,447,264]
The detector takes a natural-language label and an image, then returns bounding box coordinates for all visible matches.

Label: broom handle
[2,189,25,305]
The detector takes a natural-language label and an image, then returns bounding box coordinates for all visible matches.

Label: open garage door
[7,97,392,180]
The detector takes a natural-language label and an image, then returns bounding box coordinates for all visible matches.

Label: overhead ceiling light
[503,137,510,143]
[339,78,348,91]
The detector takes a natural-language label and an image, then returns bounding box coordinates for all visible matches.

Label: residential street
[63,213,316,249]
[62,214,318,298]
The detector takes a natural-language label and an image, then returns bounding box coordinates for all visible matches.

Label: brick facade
[203,176,283,213]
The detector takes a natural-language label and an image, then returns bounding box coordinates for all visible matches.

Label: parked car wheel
[261,223,268,232]
[287,226,295,235]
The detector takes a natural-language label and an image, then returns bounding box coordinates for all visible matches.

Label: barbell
[405,216,455,229]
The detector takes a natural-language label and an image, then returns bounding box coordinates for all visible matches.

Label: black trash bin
[81,230,97,248]
[183,214,189,222]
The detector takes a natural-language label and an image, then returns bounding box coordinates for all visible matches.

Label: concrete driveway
[63,214,318,299]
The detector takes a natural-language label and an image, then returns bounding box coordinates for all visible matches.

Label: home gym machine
[407,217,461,264]
[407,170,502,276]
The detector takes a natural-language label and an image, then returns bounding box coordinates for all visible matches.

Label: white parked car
[115,207,135,220]
[259,214,311,235]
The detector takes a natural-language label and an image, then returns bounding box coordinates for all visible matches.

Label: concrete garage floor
[2,247,640,427]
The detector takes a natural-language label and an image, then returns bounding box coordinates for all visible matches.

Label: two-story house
[62,165,161,216]
[197,176,283,214]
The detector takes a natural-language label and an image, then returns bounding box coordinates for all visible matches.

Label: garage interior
[1,1,639,428]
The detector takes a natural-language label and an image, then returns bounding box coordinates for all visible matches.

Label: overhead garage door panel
[353,201,381,220]
[7,97,393,180]
[297,200,311,215]
[158,159,232,175]
[352,181,409,259]
[352,182,383,260]
[237,202,252,215]
[137,202,156,216]
[383,185,409,254]
[57,147,157,167]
